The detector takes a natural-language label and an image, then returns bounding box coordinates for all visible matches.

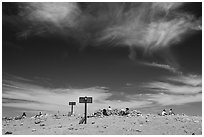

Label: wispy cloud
[2,78,151,114]
[143,74,202,95]
[141,62,182,74]
[97,2,201,56]
[148,93,202,106]
[5,3,200,65]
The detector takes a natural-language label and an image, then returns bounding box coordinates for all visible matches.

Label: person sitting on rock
[22,112,26,118]
[125,108,130,115]
[107,106,112,115]
[107,106,112,111]
[161,109,167,116]
[103,109,109,116]
[35,111,43,118]
[169,108,175,115]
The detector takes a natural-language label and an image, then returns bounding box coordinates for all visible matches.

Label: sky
[2,2,202,117]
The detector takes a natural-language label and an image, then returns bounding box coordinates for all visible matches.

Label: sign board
[79,97,92,103]
[79,96,93,124]
[69,102,76,105]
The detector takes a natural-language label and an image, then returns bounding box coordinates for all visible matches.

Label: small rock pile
[91,109,142,117]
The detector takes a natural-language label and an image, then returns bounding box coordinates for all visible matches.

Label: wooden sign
[79,96,93,124]
[79,97,92,103]
[68,102,76,116]
[69,102,76,105]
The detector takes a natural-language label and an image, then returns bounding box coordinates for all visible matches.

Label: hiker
[35,111,43,118]
[161,109,167,116]
[125,108,130,115]
[120,108,129,116]
[107,106,112,111]
[22,112,26,118]
[169,108,175,115]
[107,106,112,115]
[102,109,108,116]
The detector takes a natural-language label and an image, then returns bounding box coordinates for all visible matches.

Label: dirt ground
[2,114,202,135]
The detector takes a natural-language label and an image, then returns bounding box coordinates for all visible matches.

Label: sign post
[79,96,92,124]
[69,102,76,115]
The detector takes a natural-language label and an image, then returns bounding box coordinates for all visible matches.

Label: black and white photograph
[2,1,202,135]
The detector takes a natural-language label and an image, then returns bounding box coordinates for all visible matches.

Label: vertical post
[84,96,87,124]
[71,105,74,115]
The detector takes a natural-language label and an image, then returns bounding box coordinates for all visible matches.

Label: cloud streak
[143,74,202,95]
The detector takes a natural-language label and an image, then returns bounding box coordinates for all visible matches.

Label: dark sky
[2,2,202,116]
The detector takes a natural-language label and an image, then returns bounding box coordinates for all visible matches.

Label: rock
[92,121,95,124]
[5,131,12,134]
[35,121,41,124]
[40,123,46,126]
[20,123,23,126]
[193,120,199,123]
[135,129,142,132]
[192,133,195,135]
[68,127,74,130]
[146,120,150,122]
[57,125,62,128]
[32,129,36,132]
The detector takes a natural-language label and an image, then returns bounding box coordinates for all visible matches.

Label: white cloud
[143,74,202,95]
[148,93,202,106]
[166,74,202,86]
[11,2,201,69]
[3,73,202,114]
[141,62,182,74]
[98,2,201,54]
[2,81,151,114]
[22,2,80,28]
[18,3,201,51]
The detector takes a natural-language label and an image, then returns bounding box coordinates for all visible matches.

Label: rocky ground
[2,112,202,135]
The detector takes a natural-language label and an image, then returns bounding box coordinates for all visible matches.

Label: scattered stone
[192,133,195,135]
[57,125,62,128]
[40,123,46,126]
[32,129,36,132]
[5,131,13,134]
[20,123,23,126]
[184,130,188,133]
[35,121,41,124]
[92,121,95,124]
[135,129,142,132]
[68,127,74,130]
[193,120,199,123]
